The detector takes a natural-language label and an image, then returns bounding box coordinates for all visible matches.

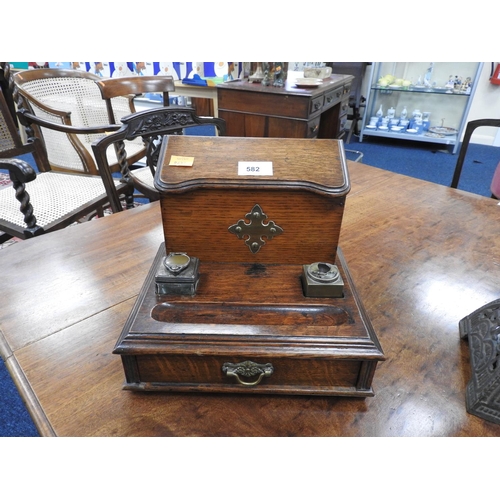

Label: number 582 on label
[238,161,273,176]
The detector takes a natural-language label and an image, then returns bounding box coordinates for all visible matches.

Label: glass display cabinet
[359,62,483,153]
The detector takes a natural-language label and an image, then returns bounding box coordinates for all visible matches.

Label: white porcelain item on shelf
[412,109,422,120]
[391,126,403,131]
[407,128,418,133]
[379,125,389,131]
[366,125,377,129]
[376,105,383,118]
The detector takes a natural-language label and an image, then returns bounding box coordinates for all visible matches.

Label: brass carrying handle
[222,361,274,387]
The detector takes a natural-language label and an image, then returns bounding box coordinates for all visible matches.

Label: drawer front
[309,95,324,116]
[340,99,350,117]
[336,114,349,139]
[339,114,348,131]
[218,88,310,119]
[126,353,376,396]
[323,87,343,110]
[306,116,321,138]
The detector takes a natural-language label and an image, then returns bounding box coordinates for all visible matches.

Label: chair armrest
[17,108,121,135]
[0,158,44,237]
[0,158,37,183]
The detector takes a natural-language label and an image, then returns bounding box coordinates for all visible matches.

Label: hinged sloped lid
[154,136,350,197]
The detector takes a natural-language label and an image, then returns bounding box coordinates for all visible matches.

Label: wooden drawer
[340,99,350,117]
[124,353,376,396]
[339,114,349,134]
[309,95,324,116]
[218,88,311,119]
[323,87,343,111]
[306,116,321,138]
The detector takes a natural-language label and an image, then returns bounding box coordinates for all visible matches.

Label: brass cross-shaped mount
[228,204,284,254]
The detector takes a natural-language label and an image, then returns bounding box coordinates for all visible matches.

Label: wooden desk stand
[114,136,385,397]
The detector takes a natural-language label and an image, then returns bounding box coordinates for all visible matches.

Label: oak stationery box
[114,136,384,396]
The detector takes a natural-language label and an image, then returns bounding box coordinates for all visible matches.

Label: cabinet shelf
[360,62,483,154]
[371,85,472,96]
[361,128,458,147]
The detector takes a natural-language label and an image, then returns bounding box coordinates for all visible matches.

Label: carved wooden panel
[460,298,500,425]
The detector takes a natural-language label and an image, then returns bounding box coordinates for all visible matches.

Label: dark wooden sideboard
[217,74,354,139]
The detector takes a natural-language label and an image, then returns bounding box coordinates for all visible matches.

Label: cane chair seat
[127,165,156,191]
[0,86,133,243]
[13,69,146,175]
[0,169,122,229]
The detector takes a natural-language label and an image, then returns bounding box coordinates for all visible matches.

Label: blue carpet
[347,134,499,198]
[0,359,38,436]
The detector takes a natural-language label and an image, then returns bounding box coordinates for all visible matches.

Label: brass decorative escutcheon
[222,360,274,386]
[228,204,283,254]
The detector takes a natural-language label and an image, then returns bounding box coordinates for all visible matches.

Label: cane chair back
[0,85,50,170]
[0,88,132,243]
[13,68,146,175]
[92,107,226,202]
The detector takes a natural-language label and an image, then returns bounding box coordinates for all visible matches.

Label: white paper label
[238,161,273,176]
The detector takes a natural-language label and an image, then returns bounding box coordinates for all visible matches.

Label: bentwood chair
[94,75,177,201]
[450,118,500,199]
[13,68,147,175]
[0,89,130,243]
[92,107,226,203]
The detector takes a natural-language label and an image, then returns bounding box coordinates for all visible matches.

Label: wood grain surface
[1,162,500,436]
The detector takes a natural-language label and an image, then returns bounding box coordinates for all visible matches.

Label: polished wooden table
[1,162,500,436]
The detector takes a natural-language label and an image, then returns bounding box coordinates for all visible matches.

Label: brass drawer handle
[222,361,274,386]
